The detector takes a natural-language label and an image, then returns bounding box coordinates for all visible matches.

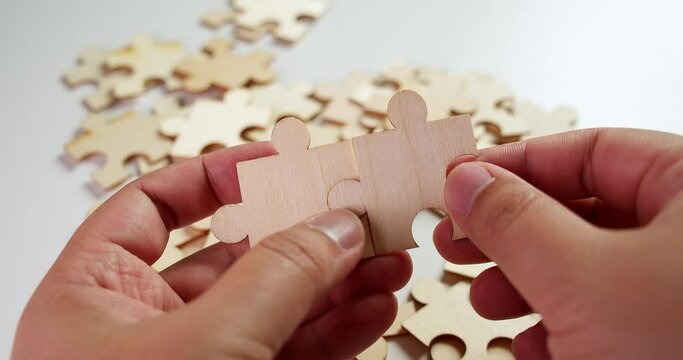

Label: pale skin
[12,128,683,359]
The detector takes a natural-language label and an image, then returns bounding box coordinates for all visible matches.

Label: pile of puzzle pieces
[357,262,541,360]
[60,2,571,358]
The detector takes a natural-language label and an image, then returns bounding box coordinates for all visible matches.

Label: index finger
[75,142,276,263]
[466,128,683,224]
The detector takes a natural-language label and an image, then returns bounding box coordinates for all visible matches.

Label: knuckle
[475,182,541,241]
[258,226,334,285]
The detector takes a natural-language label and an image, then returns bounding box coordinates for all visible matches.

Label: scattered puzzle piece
[314,73,374,125]
[452,76,528,138]
[355,337,387,360]
[248,82,322,122]
[403,280,539,359]
[231,0,330,43]
[516,101,577,139]
[201,8,233,29]
[63,47,126,111]
[160,90,271,159]
[212,117,362,251]
[384,300,419,337]
[66,112,173,190]
[106,35,186,98]
[175,38,275,93]
[152,227,207,271]
[328,90,476,255]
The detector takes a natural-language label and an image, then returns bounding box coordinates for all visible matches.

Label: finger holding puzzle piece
[211,90,477,257]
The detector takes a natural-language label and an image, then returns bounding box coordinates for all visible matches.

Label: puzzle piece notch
[175,38,275,93]
[403,280,539,359]
[105,35,186,98]
[160,90,272,159]
[231,0,330,43]
[66,112,173,190]
[212,117,360,249]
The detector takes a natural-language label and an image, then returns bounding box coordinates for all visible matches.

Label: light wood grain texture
[328,90,476,255]
[160,90,271,159]
[66,112,172,190]
[430,335,466,360]
[230,0,329,43]
[403,281,539,359]
[106,35,185,98]
[212,118,360,250]
[175,38,275,93]
[249,122,342,148]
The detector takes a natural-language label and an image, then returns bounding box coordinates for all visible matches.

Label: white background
[1,0,682,358]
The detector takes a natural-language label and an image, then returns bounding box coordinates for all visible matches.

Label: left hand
[12,142,412,359]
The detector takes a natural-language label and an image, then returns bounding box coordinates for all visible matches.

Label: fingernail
[305,209,364,250]
[445,162,494,216]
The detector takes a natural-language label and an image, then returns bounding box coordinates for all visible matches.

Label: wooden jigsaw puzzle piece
[66,112,172,190]
[106,35,186,98]
[386,90,477,210]
[175,38,275,93]
[201,8,233,29]
[63,47,108,86]
[331,123,423,256]
[249,82,322,122]
[403,281,539,359]
[314,72,374,125]
[63,47,125,111]
[213,118,358,248]
[160,90,271,159]
[517,101,578,139]
[231,0,329,42]
[327,179,374,258]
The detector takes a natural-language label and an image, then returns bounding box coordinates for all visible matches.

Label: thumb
[445,162,601,310]
[155,209,366,358]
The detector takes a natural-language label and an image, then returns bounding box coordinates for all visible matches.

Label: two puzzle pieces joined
[212,90,477,257]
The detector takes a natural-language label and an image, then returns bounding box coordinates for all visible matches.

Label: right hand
[435,128,683,359]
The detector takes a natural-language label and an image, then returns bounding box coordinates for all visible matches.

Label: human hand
[435,128,683,359]
[12,143,412,359]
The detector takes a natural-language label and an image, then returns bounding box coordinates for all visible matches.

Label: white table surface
[1,0,682,357]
